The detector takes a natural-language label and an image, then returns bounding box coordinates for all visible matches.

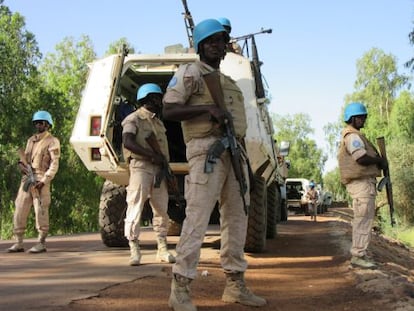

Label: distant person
[217,17,242,54]
[337,102,387,269]
[305,182,318,221]
[7,111,60,254]
[163,18,266,310]
[122,83,175,266]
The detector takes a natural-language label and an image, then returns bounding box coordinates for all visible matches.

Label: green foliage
[0,5,44,237]
[322,168,348,202]
[37,36,103,235]
[389,91,414,141]
[385,139,414,224]
[105,37,136,56]
[272,113,326,184]
[0,4,104,238]
[347,48,410,141]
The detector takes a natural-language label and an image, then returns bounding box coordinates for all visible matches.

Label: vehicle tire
[245,175,267,253]
[99,180,129,247]
[266,181,278,239]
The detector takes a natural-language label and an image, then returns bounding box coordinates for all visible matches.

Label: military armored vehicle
[70,9,288,253]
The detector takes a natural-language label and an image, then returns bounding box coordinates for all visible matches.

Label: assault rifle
[231,28,272,43]
[181,0,195,48]
[376,137,395,227]
[18,148,43,214]
[145,132,182,208]
[203,71,248,215]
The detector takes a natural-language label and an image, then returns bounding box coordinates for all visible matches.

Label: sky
[5,0,414,172]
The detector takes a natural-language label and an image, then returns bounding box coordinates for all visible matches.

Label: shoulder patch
[167,77,177,88]
[352,140,362,148]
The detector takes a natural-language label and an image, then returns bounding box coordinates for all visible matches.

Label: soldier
[305,182,318,221]
[217,17,242,54]
[338,102,387,269]
[122,83,175,266]
[163,19,266,310]
[7,110,60,254]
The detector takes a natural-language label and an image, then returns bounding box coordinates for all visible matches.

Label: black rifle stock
[18,148,42,212]
[145,132,182,208]
[376,137,395,226]
[203,72,248,215]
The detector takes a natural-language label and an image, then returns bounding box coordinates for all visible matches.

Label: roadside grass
[377,208,414,248]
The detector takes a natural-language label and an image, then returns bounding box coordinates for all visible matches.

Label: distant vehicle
[285,178,310,214]
[320,191,333,213]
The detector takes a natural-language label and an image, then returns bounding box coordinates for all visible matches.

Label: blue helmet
[309,181,315,188]
[32,110,53,127]
[343,102,367,122]
[217,17,232,33]
[137,83,163,102]
[193,19,229,53]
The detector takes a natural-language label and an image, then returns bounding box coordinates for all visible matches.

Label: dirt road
[1,207,414,311]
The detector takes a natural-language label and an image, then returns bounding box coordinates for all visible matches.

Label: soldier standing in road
[122,83,175,266]
[7,111,60,254]
[305,182,318,221]
[338,102,387,269]
[163,19,266,310]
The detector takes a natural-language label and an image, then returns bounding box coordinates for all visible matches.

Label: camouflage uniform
[121,107,170,242]
[13,131,60,242]
[163,60,249,280]
[338,125,381,258]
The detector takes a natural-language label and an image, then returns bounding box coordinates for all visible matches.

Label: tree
[105,37,136,56]
[273,113,326,183]
[348,48,409,141]
[37,36,103,234]
[389,90,414,141]
[0,3,43,237]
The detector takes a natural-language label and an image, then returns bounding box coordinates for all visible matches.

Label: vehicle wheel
[99,180,129,247]
[245,175,267,253]
[266,181,279,239]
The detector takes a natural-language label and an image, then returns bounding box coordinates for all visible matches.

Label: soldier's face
[33,120,49,133]
[144,94,163,115]
[353,114,367,129]
[200,33,226,62]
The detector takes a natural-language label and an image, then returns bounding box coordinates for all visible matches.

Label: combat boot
[222,272,266,307]
[168,274,197,311]
[129,240,141,266]
[350,256,377,269]
[29,232,47,253]
[7,234,24,253]
[156,237,176,263]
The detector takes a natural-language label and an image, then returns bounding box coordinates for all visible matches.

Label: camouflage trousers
[172,136,249,280]
[13,181,51,236]
[125,159,170,241]
[346,178,377,257]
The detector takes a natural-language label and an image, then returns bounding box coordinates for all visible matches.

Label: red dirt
[57,208,414,311]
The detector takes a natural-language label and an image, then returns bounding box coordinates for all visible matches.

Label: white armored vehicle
[70,19,288,253]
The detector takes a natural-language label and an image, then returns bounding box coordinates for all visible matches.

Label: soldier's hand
[379,157,389,171]
[208,106,227,126]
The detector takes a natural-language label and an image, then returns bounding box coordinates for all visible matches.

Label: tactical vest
[26,131,60,175]
[338,125,380,184]
[181,62,247,143]
[123,108,169,161]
